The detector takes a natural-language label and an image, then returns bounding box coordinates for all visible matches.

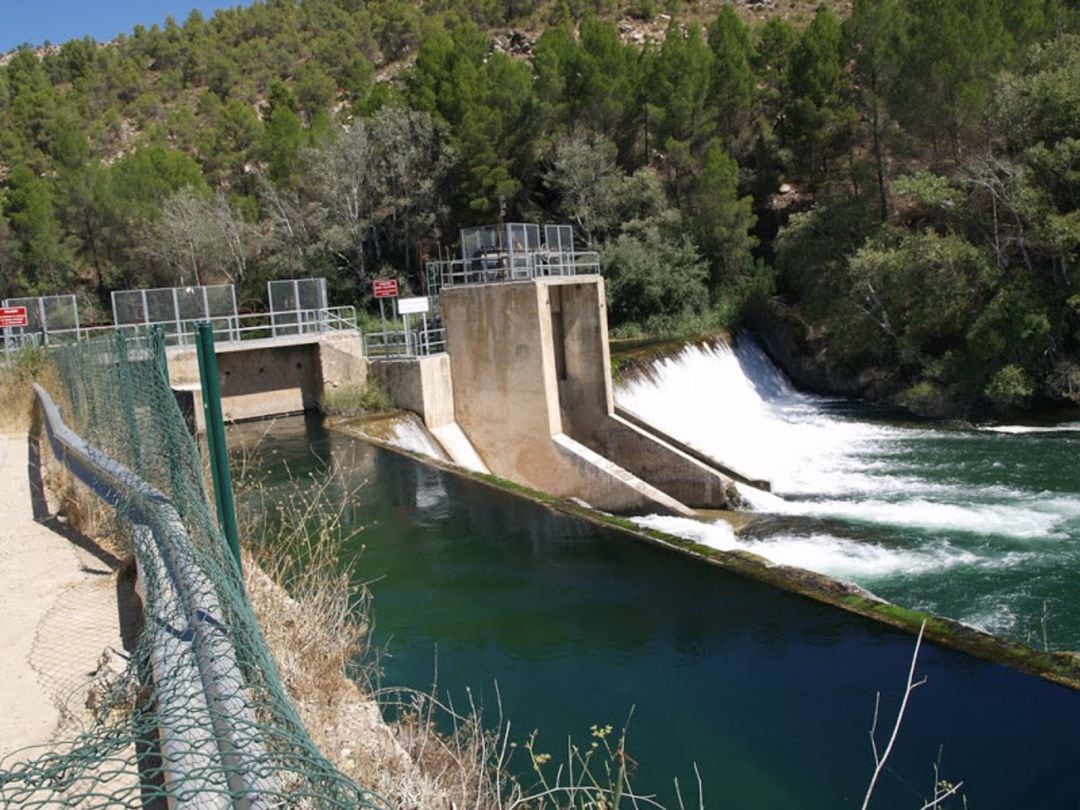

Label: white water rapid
[615,337,1080,643]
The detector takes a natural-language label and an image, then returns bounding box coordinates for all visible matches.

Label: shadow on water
[233,415,1080,809]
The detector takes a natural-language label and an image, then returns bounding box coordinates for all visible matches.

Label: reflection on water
[233,416,1080,809]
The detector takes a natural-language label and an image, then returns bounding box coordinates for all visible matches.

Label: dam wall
[439,277,740,514]
[158,279,749,514]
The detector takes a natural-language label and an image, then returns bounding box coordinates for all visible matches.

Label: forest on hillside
[1,0,1079,416]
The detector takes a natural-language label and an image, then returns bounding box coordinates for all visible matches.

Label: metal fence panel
[268,278,328,336]
[3,294,80,348]
[111,285,237,343]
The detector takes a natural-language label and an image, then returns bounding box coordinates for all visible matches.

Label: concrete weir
[430,276,743,515]
[368,354,489,474]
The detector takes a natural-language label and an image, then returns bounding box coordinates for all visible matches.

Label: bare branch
[861,620,927,810]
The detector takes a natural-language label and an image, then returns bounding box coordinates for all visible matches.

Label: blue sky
[2,1,254,53]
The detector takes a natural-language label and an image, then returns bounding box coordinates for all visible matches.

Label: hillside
[0,0,1078,417]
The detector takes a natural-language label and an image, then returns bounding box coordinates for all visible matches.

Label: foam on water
[738,486,1080,540]
[742,533,982,581]
[981,422,1080,435]
[631,514,739,551]
[631,516,1042,584]
[385,416,449,460]
[961,601,1021,638]
[614,337,1080,636]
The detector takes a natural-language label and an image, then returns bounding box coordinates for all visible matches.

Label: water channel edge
[329,416,1080,693]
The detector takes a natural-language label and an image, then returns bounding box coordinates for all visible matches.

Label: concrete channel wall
[168,332,366,429]
[369,354,455,428]
[543,278,741,509]
[368,354,489,473]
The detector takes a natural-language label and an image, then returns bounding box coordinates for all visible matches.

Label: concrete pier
[438,277,741,514]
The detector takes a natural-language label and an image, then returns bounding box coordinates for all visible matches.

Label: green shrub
[320,379,394,417]
[896,380,952,418]
[984,364,1034,411]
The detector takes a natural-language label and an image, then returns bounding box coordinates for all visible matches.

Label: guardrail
[425,251,600,295]
[363,326,447,359]
[4,306,358,355]
[32,383,273,804]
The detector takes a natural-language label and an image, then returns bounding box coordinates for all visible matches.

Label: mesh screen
[111,287,237,342]
[3,295,79,344]
[0,331,387,808]
[268,280,327,336]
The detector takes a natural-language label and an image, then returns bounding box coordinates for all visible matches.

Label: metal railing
[425,250,600,296]
[4,306,358,355]
[363,325,447,359]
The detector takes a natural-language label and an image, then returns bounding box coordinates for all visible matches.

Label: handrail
[425,251,600,295]
[364,326,447,359]
[5,306,359,352]
[32,384,273,806]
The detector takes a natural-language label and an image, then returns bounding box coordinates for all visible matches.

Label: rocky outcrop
[743,299,900,402]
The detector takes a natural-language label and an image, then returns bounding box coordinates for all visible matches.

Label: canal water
[234,416,1080,809]
[617,337,1080,652]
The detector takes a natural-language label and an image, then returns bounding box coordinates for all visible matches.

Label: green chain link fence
[0,330,389,809]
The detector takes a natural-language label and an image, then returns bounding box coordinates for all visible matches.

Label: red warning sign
[373,279,399,298]
[0,306,28,328]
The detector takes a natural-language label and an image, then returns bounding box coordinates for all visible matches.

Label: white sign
[397,296,431,315]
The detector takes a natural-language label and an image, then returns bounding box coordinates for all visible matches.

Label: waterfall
[616,336,899,495]
[614,336,1080,642]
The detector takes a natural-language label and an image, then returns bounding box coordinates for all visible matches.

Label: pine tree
[687,138,757,300]
[2,166,75,294]
[847,0,907,218]
[784,7,854,181]
[649,22,714,152]
[707,6,755,148]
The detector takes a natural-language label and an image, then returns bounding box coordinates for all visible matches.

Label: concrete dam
[168,273,759,517]
[374,275,753,515]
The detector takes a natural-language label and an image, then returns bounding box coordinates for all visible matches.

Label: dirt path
[0,433,125,765]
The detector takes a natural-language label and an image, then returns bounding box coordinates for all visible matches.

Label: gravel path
[0,433,124,764]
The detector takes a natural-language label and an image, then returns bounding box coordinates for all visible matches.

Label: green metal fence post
[115,330,144,476]
[151,325,188,517]
[195,322,241,574]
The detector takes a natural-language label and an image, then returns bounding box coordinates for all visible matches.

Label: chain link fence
[0,331,387,808]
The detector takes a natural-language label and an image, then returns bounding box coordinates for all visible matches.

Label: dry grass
[32,398,128,559]
[40,459,118,549]
[241,471,506,807]
[0,348,64,434]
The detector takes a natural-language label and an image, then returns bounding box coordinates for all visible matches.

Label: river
[233,411,1080,809]
[617,337,1080,652]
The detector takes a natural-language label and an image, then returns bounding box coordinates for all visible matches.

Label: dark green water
[234,416,1080,809]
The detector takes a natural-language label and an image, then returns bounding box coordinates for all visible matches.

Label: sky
[1,1,254,53]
